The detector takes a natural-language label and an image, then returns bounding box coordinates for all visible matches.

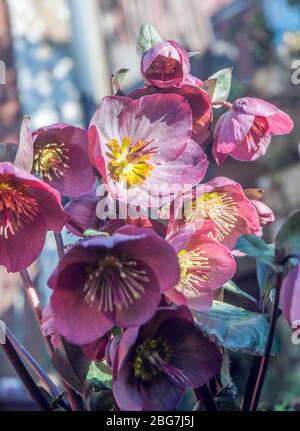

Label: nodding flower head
[49,226,180,345]
[0,162,68,272]
[213,97,294,165]
[141,40,190,88]
[33,124,96,198]
[111,306,222,411]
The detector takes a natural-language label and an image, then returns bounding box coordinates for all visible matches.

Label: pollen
[188,192,238,242]
[176,248,210,298]
[106,136,157,188]
[0,176,38,239]
[33,142,70,181]
[83,254,150,312]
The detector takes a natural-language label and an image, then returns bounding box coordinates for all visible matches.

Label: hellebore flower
[173,177,260,250]
[129,85,212,146]
[213,97,294,165]
[32,124,96,198]
[89,94,208,206]
[250,200,275,227]
[166,226,236,311]
[280,265,300,326]
[141,41,190,88]
[49,226,180,345]
[111,306,222,411]
[0,162,68,272]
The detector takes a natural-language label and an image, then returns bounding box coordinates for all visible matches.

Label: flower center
[149,55,177,76]
[133,336,186,385]
[243,116,268,152]
[190,192,238,242]
[0,176,38,239]
[33,142,70,181]
[83,254,149,312]
[106,136,157,188]
[176,249,210,298]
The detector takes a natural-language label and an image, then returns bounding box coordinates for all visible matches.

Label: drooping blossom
[42,303,109,361]
[165,224,236,311]
[129,85,212,146]
[141,41,190,88]
[250,200,275,227]
[111,306,222,411]
[280,265,300,326]
[213,97,294,165]
[32,124,96,198]
[0,162,68,272]
[172,177,260,250]
[89,94,208,206]
[49,226,180,345]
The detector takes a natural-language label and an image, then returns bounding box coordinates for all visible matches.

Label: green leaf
[275,211,300,257]
[52,339,89,394]
[136,22,163,57]
[200,78,217,100]
[87,361,112,389]
[208,68,233,106]
[235,235,275,266]
[111,68,129,94]
[224,280,258,307]
[192,301,280,356]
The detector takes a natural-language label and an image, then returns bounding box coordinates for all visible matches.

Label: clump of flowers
[1,23,298,414]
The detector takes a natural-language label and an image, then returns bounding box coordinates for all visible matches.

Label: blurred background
[0,0,300,410]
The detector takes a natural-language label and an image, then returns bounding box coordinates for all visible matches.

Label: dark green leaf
[208,68,233,107]
[136,22,163,57]
[235,235,275,266]
[256,260,275,299]
[52,339,89,394]
[192,301,280,356]
[275,211,300,257]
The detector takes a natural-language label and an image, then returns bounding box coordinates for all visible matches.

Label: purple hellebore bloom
[49,226,180,345]
[280,265,300,327]
[111,306,222,411]
[88,94,208,207]
[32,123,96,198]
[213,97,294,165]
[0,162,68,272]
[141,41,190,88]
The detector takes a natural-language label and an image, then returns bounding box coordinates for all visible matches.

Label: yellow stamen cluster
[106,136,156,188]
[33,142,69,181]
[133,336,172,381]
[176,248,210,297]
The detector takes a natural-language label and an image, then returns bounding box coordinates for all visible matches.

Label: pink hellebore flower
[32,124,96,198]
[280,265,300,327]
[141,41,190,88]
[0,162,68,272]
[166,225,236,311]
[111,306,222,411]
[89,94,208,206]
[48,226,180,345]
[173,177,260,250]
[213,97,294,165]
